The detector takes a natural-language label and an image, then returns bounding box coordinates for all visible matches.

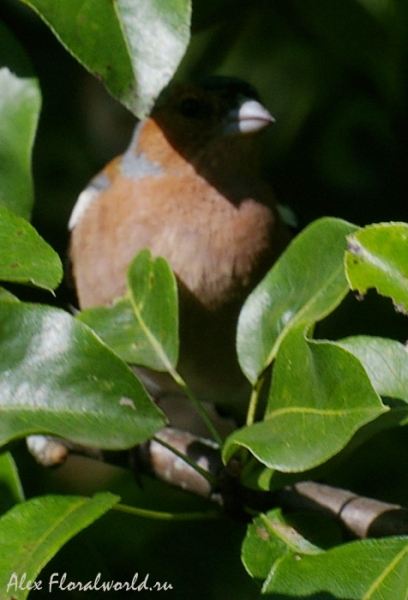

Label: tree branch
[28,428,408,538]
[135,427,408,537]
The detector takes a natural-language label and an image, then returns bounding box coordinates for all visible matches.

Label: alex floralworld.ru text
[7,572,173,592]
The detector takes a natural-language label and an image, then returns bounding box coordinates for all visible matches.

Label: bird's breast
[70,162,283,312]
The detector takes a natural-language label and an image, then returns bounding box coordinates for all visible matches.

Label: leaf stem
[246,372,267,427]
[127,265,223,446]
[114,503,221,520]
[168,368,224,447]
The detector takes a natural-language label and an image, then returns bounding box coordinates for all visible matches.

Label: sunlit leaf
[345,223,408,313]
[238,218,358,384]
[224,325,386,472]
[20,0,191,117]
[339,336,408,403]
[0,302,165,448]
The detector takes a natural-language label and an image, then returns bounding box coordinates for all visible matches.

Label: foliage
[1,0,408,598]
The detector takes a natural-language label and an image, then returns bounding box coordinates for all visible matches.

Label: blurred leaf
[316,97,395,193]
[338,336,408,403]
[345,223,408,313]
[356,0,396,20]
[20,0,191,117]
[0,452,25,514]
[264,536,408,599]
[79,249,179,372]
[237,218,358,384]
[0,302,165,448]
[291,0,386,69]
[225,324,386,472]
[0,67,41,220]
[0,206,62,292]
[0,492,119,600]
[191,0,246,31]
[0,20,35,77]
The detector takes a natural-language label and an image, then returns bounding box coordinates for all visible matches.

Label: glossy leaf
[0,492,119,600]
[264,536,408,599]
[224,324,387,472]
[0,302,165,448]
[339,336,408,403]
[345,223,408,313]
[79,249,179,372]
[20,0,191,117]
[0,66,40,219]
[237,218,358,384]
[0,206,62,292]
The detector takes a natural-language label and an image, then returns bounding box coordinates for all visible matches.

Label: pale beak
[225,99,275,135]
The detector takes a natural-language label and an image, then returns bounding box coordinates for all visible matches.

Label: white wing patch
[68,173,111,230]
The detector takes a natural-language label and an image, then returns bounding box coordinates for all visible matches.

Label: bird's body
[69,78,291,418]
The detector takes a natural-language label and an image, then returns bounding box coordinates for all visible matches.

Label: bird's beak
[224,99,275,135]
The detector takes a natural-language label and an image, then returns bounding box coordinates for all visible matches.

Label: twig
[28,429,408,537]
[137,428,224,502]
[135,428,408,537]
[273,481,408,538]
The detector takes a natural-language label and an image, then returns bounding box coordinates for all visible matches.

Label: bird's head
[144,76,275,181]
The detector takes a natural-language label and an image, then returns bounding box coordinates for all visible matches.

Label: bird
[68,76,292,428]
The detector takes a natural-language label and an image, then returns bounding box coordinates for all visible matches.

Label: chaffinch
[69,76,291,422]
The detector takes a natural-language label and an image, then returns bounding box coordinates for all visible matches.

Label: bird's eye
[179,97,204,118]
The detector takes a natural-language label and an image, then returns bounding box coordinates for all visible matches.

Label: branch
[272,481,408,538]
[27,429,408,537]
[135,428,408,537]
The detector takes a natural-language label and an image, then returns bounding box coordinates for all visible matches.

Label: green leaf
[0,287,19,302]
[0,452,25,514]
[0,492,119,600]
[0,21,36,77]
[345,223,408,313]
[20,0,191,117]
[127,249,179,370]
[244,509,408,599]
[242,509,320,583]
[237,218,358,384]
[0,302,165,448]
[224,324,387,472]
[78,297,146,364]
[264,536,408,599]
[79,249,179,372]
[338,336,408,403]
[0,206,63,292]
[0,67,41,219]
